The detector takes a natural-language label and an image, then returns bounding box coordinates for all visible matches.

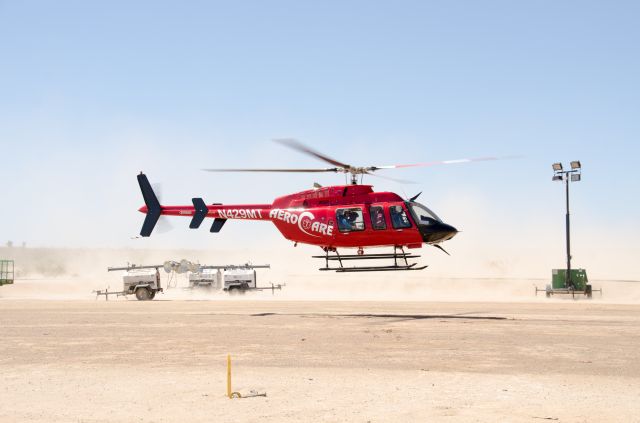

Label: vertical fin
[137,173,162,237]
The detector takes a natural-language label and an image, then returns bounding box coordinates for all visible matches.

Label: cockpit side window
[336,208,365,232]
[408,202,442,225]
[369,206,386,230]
[390,205,412,229]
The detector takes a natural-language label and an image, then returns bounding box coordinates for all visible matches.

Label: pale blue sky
[0,1,638,277]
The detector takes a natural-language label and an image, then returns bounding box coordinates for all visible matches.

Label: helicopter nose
[421,222,458,244]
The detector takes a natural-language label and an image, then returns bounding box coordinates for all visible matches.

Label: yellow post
[227,354,232,398]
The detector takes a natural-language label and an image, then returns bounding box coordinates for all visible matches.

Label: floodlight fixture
[571,174,581,182]
[552,175,563,181]
[570,160,581,170]
[552,162,563,171]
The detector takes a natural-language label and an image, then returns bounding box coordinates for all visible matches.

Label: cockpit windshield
[408,202,442,225]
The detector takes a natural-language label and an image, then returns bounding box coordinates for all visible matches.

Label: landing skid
[312,247,428,272]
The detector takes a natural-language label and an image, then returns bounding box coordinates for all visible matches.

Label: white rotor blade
[365,172,417,184]
[372,155,521,170]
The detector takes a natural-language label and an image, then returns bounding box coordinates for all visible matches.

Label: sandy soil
[1,297,639,422]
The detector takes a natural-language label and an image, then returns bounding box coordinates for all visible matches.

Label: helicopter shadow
[250,312,509,323]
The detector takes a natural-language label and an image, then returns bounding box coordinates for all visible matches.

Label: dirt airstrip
[1,295,639,422]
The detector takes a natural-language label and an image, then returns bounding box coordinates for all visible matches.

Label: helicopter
[137,139,501,272]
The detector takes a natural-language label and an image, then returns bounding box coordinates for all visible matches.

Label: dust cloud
[1,246,638,303]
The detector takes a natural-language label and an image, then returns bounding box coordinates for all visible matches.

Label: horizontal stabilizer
[210,218,227,233]
[137,173,162,237]
[190,198,209,229]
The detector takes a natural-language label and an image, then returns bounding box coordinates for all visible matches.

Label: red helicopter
[137,139,499,272]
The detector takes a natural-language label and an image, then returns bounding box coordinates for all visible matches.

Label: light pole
[552,161,582,289]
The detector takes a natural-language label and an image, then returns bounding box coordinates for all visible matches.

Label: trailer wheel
[135,287,152,301]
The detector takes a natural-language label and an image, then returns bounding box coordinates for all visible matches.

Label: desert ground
[2,285,640,422]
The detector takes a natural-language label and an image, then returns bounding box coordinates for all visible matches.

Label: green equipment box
[552,268,588,290]
[0,260,14,286]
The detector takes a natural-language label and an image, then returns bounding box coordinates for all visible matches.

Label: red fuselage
[139,184,456,250]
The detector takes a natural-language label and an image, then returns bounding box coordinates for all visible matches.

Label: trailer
[535,268,602,299]
[95,264,164,301]
[189,264,283,295]
[96,261,282,300]
[0,260,14,286]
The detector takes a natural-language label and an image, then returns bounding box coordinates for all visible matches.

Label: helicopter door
[389,204,412,230]
[333,206,367,245]
[369,205,387,230]
[335,208,366,233]
[363,203,420,247]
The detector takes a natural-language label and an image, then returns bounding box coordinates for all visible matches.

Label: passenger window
[390,205,412,229]
[336,208,365,232]
[369,206,387,230]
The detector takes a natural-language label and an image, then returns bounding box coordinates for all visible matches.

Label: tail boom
[156,204,273,221]
[137,173,272,237]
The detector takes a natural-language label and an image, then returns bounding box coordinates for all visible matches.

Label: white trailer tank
[188,269,222,290]
[121,269,162,300]
[223,268,256,292]
[123,270,159,291]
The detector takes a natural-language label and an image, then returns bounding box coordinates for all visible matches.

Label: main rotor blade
[273,138,352,169]
[370,155,520,170]
[202,168,340,173]
[365,171,417,184]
